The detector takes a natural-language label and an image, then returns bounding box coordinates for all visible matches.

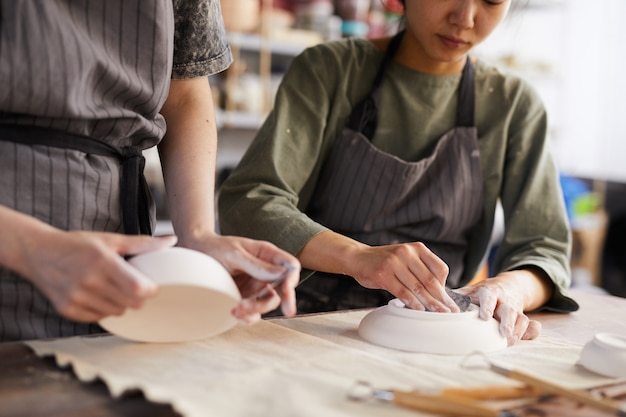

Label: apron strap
[118,145,152,236]
[456,57,475,127]
[346,30,404,139]
[0,125,152,235]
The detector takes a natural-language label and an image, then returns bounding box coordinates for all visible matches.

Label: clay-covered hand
[456,270,546,345]
[21,230,177,323]
[186,235,300,323]
[348,242,459,312]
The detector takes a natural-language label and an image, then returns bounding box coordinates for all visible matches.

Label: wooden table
[1,287,624,417]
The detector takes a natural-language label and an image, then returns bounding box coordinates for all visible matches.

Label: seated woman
[218,0,578,345]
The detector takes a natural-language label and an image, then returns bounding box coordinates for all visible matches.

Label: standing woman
[0,0,299,342]
[219,0,578,345]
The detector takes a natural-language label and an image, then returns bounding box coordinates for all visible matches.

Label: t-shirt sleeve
[218,45,341,255]
[493,79,578,312]
[171,0,233,79]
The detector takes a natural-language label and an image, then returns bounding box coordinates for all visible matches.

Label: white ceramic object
[578,333,626,378]
[100,247,241,343]
[358,299,507,355]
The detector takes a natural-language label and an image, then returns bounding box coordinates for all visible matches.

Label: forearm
[517,267,555,311]
[297,230,366,276]
[0,205,57,278]
[158,78,218,245]
[489,268,555,312]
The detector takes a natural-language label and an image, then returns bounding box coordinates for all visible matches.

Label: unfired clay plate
[358,298,507,354]
[100,247,241,343]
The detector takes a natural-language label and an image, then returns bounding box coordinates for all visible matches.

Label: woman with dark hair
[219,0,578,345]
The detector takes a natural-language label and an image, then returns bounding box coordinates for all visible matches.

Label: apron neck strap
[346,30,404,139]
[456,56,475,127]
[371,29,405,91]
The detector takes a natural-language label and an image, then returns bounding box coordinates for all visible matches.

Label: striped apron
[0,132,153,341]
[0,0,172,341]
[300,31,484,313]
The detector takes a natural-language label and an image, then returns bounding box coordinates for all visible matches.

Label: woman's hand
[456,269,553,345]
[158,78,300,323]
[298,232,458,312]
[183,234,300,323]
[347,242,459,312]
[20,230,178,323]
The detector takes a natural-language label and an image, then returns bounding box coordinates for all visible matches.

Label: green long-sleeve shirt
[218,37,578,312]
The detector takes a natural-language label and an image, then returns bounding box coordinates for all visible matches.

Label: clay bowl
[578,332,626,378]
[358,298,507,355]
[99,247,241,343]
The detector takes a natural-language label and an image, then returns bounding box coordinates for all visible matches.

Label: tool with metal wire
[347,380,531,417]
[445,287,472,312]
[461,352,626,417]
[254,261,297,300]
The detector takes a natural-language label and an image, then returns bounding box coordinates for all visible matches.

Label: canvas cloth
[26,288,626,417]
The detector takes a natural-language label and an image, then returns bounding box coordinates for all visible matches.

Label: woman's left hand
[183,234,300,324]
[456,270,550,345]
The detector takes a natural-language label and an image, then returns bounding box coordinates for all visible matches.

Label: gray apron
[300,31,484,313]
[0,127,153,341]
[0,0,171,341]
[0,125,153,235]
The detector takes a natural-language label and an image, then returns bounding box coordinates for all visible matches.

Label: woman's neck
[369,36,467,75]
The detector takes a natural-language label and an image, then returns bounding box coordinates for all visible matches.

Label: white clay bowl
[99,247,241,343]
[577,333,626,378]
[358,298,507,354]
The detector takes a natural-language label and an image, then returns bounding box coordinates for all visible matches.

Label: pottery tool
[254,261,297,299]
[446,287,472,312]
[462,354,626,417]
[432,384,541,401]
[347,380,527,417]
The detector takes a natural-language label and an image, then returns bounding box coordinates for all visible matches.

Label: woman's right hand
[178,233,300,323]
[18,229,177,323]
[298,231,458,312]
[349,242,459,312]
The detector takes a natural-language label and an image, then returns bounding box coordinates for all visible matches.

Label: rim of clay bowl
[577,333,626,378]
[386,298,480,320]
[594,332,626,351]
[128,247,241,295]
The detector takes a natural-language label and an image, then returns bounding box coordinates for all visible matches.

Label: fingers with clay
[183,235,300,320]
[457,280,539,345]
[249,261,299,314]
[232,294,281,324]
[401,248,459,313]
[231,260,299,323]
[496,299,543,345]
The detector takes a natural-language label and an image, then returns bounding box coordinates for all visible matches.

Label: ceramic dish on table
[100,247,241,343]
[358,298,507,355]
[577,332,626,378]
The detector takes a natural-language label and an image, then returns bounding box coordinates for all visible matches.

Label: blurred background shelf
[215,109,265,130]
[227,31,320,57]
